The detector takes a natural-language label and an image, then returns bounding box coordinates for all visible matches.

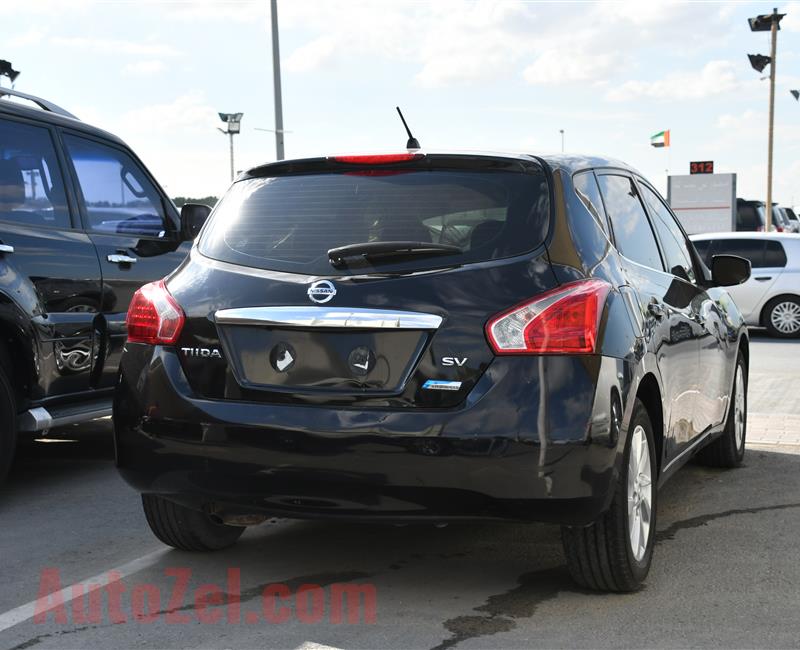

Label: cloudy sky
[2,0,799,205]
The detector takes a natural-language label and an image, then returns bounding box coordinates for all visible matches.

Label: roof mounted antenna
[396,106,420,150]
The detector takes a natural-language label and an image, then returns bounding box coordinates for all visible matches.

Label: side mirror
[180,203,211,240]
[712,254,751,287]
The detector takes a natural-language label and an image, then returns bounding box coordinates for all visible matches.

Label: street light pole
[766,7,778,233]
[228,131,235,182]
[270,0,285,161]
[559,129,565,153]
[218,112,243,183]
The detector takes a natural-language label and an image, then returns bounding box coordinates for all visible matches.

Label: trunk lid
[170,154,556,408]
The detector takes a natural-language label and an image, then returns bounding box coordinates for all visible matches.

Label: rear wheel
[142,495,245,551]
[0,364,17,484]
[764,296,800,337]
[561,398,657,592]
[696,353,747,468]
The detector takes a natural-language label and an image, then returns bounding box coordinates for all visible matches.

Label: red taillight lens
[486,279,611,355]
[126,280,185,345]
[331,153,423,164]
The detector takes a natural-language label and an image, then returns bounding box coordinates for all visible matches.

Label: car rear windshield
[198,167,550,275]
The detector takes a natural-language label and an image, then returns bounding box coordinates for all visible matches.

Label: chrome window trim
[215,306,443,330]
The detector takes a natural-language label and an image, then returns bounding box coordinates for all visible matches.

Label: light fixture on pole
[748,7,786,232]
[791,90,799,101]
[0,60,20,87]
[747,54,771,73]
[218,112,243,182]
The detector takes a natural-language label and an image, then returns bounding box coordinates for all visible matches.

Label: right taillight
[486,279,611,355]
[126,280,185,345]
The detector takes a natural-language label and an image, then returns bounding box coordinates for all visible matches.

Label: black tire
[561,398,657,592]
[696,353,747,468]
[142,494,245,551]
[764,296,800,338]
[0,363,17,485]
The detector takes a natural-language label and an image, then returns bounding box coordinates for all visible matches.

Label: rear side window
[764,241,787,267]
[597,174,663,271]
[200,168,551,275]
[0,117,71,229]
[573,171,608,234]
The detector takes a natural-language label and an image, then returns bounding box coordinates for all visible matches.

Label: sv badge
[441,357,467,367]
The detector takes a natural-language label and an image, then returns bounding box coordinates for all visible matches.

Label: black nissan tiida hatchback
[114,152,751,592]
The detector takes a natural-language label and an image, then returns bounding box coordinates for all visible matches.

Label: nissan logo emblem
[307,280,336,304]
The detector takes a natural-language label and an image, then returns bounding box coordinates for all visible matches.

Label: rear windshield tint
[198,168,550,275]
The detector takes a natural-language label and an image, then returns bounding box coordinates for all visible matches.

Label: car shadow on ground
[4,435,798,650]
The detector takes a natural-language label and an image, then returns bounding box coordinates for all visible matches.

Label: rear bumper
[114,345,632,525]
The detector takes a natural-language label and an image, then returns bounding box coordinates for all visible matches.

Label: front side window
[597,174,663,271]
[638,182,695,283]
[691,239,713,266]
[63,135,168,238]
[0,117,71,228]
[713,239,765,267]
[573,171,608,234]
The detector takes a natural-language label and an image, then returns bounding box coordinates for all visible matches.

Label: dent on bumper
[114,346,632,525]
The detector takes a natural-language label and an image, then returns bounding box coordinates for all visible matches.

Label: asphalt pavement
[1,331,799,650]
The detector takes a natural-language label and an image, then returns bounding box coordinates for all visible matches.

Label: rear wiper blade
[328,241,462,269]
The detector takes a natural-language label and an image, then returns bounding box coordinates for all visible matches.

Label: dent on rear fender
[514,355,630,447]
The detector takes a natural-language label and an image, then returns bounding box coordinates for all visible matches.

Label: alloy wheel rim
[734,365,746,451]
[770,301,800,334]
[627,425,652,562]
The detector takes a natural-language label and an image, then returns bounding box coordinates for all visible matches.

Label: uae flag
[650,130,670,148]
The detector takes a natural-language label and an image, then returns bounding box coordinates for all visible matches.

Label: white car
[691,232,800,337]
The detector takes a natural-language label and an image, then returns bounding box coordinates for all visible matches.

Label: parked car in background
[691,232,800,337]
[779,207,800,233]
[736,199,790,232]
[115,151,750,593]
[0,88,210,482]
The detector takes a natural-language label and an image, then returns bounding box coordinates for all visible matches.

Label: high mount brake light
[126,280,185,345]
[331,153,424,164]
[486,279,612,355]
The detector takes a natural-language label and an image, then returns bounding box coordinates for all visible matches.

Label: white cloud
[7,28,46,48]
[523,50,617,85]
[606,60,740,102]
[123,60,166,77]
[782,2,800,32]
[285,36,339,74]
[114,93,219,136]
[51,36,180,57]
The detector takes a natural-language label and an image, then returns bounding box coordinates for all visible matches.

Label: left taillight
[485,279,611,355]
[126,280,185,345]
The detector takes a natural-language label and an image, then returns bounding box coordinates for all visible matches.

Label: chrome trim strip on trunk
[214,306,443,330]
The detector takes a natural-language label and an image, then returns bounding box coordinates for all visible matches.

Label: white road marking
[0,548,168,634]
[294,643,345,650]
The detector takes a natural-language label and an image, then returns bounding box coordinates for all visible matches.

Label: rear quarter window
[199,167,550,275]
[764,241,787,267]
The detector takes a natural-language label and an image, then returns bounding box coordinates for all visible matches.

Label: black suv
[115,151,750,592]
[0,88,209,481]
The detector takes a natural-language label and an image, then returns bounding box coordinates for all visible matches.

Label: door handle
[107,253,137,264]
[0,244,13,254]
[754,276,772,282]
[647,299,666,320]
